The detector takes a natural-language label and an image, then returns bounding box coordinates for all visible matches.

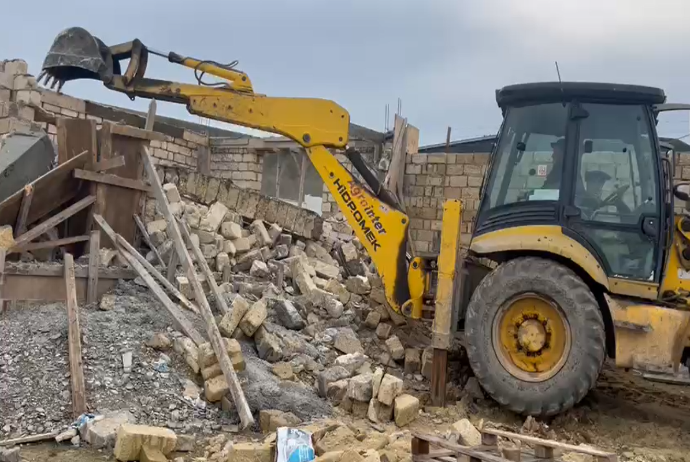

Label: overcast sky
[2,0,690,144]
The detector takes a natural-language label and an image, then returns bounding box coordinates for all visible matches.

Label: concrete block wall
[403,153,489,253]
[0,60,44,136]
[209,139,263,191]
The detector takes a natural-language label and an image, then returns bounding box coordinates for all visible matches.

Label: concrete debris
[218,295,250,337]
[254,326,283,362]
[393,394,419,427]
[0,448,19,462]
[364,311,381,329]
[347,373,374,402]
[385,336,405,361]
[404,348,421,374]
[345,275,371,295]
[318,366,352,397]
[375,323,392,340]
[269,298,306,330]
[452,418,482,446]
[378,374,404,406]
[259,409,301,433]
[239,299,268,336]
[334,352,368,375]
[334,329,364,355]
[99,294,116,311]
[85,410,136,449]
[113,424,177,461]
[272,362,295,380]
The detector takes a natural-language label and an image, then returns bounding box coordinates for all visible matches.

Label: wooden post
[141,146,255,429]
[15,185,34,235]
[145,100,157,131]
[177,218,229,316]
[87,230,100,305]
[64,253,87,416]
[167,252,178,283]
[133,215,165,266]
[445,126,452,153]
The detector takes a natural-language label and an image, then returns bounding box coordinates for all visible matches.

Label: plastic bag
[276,427,315,462]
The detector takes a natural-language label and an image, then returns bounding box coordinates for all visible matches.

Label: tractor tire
[465,257,605,417]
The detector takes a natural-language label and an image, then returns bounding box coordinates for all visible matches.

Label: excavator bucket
[40,27,119,89]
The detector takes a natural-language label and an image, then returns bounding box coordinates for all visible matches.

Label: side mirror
[674,183,690,202]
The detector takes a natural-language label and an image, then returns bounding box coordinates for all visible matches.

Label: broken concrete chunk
[239,299,268,336]
[311,259,340,280]
[199,202,229,233]
[317,366,351,397]
[260,246,273,261]
[176,276,194,300]
[334,329,364,354]
[234,248,263,272]
[251,220,272,247]
[205,374,230,402]
[113,424,177,461]
[250,260,271,279]
[371,367,384,397]
[306,241,336,266]
[385,336,405,361]
[200,243,218,259]
[376,323,392,340]
[347,373,374,402]
[269,298,306,330]
[345,275,371,295]
[341,241,364,276]
[220,221,243,240]
[85,410,136,449]
[314,425,358,456]
[228,442,274,462]
[146,219,168,235]
[452,419,481,446]
[267,223,282,245]
[325,279,351,304]
[378,374,404,406]
[291,257,317,296]
[233,237,252,254]
[254,326,283,362]
[99,294,116,311]
[369,288,387,305]
[163,183,181,203]
[218,295,250,337]
[149,230,167,247]
[323,296,344,318]
[334,352,368,375]
[278,233,292,247]
[394,394,419,427]
[273,244,289,260]
[216,252,230,272]
[259,410,301,434]
[364,311,381,329]
[223,239,237,256]
[326,379,349,404]
[173,336,199,374]
[404,348,421,375]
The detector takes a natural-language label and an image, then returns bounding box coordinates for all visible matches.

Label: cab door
[564,102,665,283]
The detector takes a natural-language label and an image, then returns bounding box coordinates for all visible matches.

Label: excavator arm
[40,28,425,317]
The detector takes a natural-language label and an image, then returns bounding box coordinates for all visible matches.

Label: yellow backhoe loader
[41,27,690,417]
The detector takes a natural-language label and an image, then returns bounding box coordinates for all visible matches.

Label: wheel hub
[492,294,572,382]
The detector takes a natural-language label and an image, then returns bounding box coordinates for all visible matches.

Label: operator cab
[476,82,668,282]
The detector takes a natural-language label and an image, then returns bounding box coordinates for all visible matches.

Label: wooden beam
[15,185,34,235]
[167,251,178,282]
[93,155,126,172]
[64,253,87,417]
[13,195,97,248]
[141,146,254,429]
[2,274,118,302]
[445,126,451,153]
[145,100,157,131]
[0,431,60,447]
[9,235,90,254]
[119,247,205,346]
[93,214,198,315]
[87,230,100,305]
[177,218,229,316]
[133,215,165,266]
[110,123,166,141]
[74,169,151,192]
[5,264,134,279]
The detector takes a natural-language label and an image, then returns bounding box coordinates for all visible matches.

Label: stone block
[334,352,368,375]
[254,326,283,362]
[323,296,344,318]
[306,241,336,265]
[341,241,364,275]
[364,311,381,329]
[234,248,263,272]
[375,323,392,340]
[314,426,358,456]
[274,244,289,259]
[385,336,405,361]
[317,366,351,397]
[195,229,216,244]
[404,348,421,375]
[351,400,369,418]
[345,275,371,295]
[259,410,301,433]
[394,394,419,427]
[267,223,282,244]
[163,183,181,203]
[216,252,230,272]
[250,260,271,279]
[326,379,349,404]
[325,279,350,304]
[85,410,136,449]
[334,329,363,354]
[220,221,243,239]
[278,233,292,247]
[228,442,274,462]
[291,257,317,296]
[113,424,177,461]
[369,288,386,305]
[347,373,373,402]
[173,336,199,373]
[269,298,305,330]
[199,202,228,233]
[200,243,218,259]
[218,295,250,337]
[378,374,404,406]
[223,239,237,256]
[452,419,481,446]
[0,448,19,462]
[139,446,167,462]
[176,276,193,300]
[204,375,229,402]
[197,338,244,369]
[201,363,222,380]
[251,219,272,246]
[146,219,168,235]
[232,236,253,254]
[272,361,295,380]
[240,299,268,336]
[311,260,340,280]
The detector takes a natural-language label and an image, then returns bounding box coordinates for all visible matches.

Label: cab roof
[496,82,666,108]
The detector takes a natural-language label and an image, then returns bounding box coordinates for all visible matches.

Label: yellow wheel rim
[492,293,571,382]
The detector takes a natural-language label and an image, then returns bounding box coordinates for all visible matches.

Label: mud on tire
[465,257,606,416]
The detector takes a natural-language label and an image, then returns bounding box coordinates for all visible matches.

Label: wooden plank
[119,247,205,346]
[2,274,118,302]
[430,349,448,407]
[13,195,96,248]
[0,151,91,229]
[481,429,616,458]
[0,431,60,447]
[93,214,198,314]
[133,215,164,266]
[411,433,510,462]
[74,169,150,192]
[110,123,166,141]
[64,253,87,417]
[167,251,178,282]
[9,235,90,253]
[87,230,100,304]
[142,146,254,429]
[15,185,34,235]
[4,264,134,279]
[57,118,97,165]
[177,218,229,316]
[93,155,126,172]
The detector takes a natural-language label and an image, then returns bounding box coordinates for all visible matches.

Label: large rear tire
[465,257,605,416]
